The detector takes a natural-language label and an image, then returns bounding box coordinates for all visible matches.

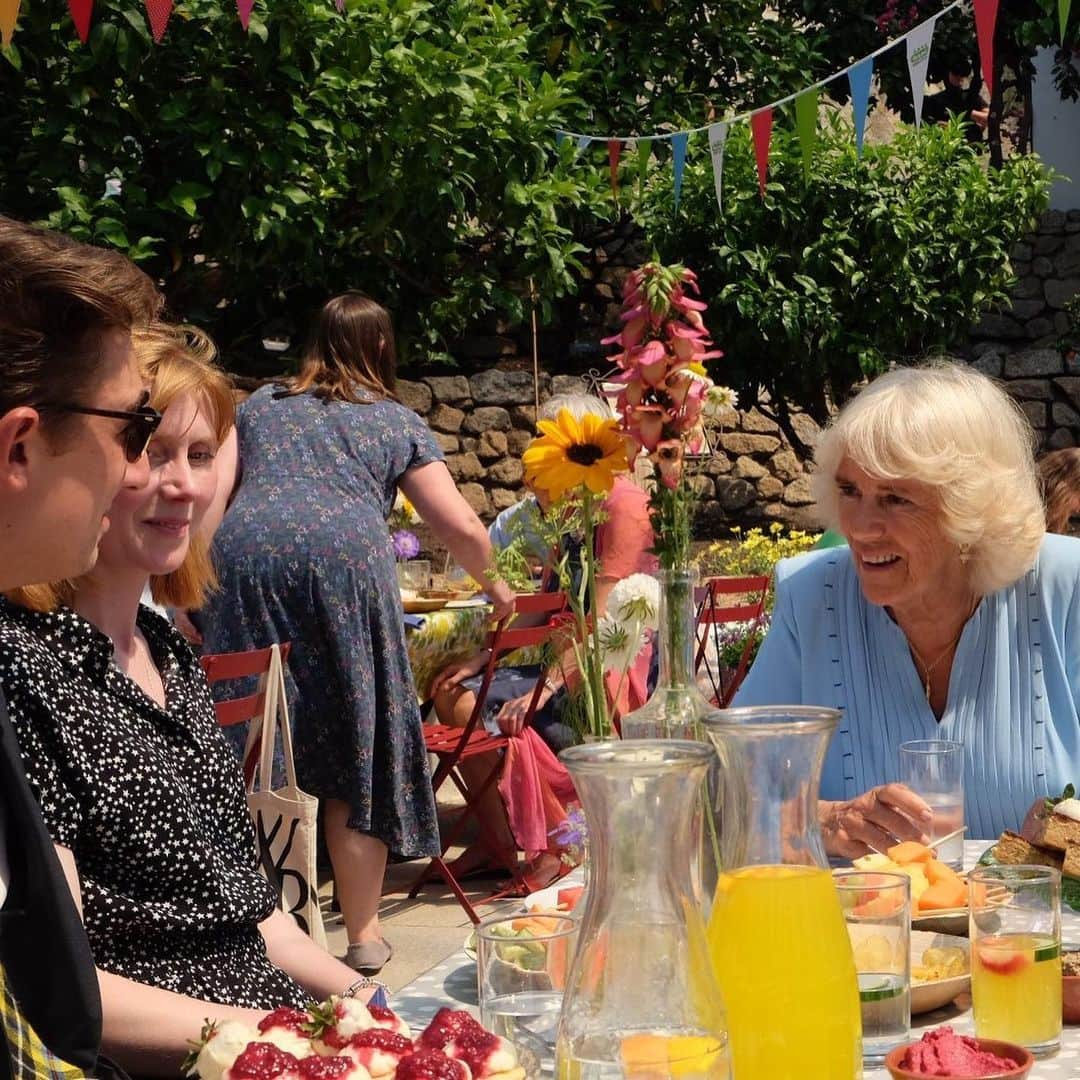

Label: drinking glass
[834,870,911,1066]
[477,912,579,1070]
[396,559,431,592]
[898,739,964,869]
[969,865,1062,1055]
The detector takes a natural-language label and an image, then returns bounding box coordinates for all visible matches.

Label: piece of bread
[1024,808,1080,852]
[1063,841,1080,881]
[993,830,1064,871]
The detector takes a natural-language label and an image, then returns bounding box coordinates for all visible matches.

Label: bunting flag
[555,130,567,149]
[144,0,172,40]
[636,139,651,201]
[973,0,1000,95]
[335,0,344,11]
[707,122,728,211]
[905,16,936,127]
[750,108,773,199]
[848,57,874,158]
[607,139,622,199]
[236,0,254,28]
[671,132,688,214]
[68,0,93,42]
[575,135,591,157]
[0,0,19,45]
[1062,0,1073,44]
[794,88,818,180]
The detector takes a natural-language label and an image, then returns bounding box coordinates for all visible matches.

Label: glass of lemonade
[898,739,965,870]
[477,913,579,1070]
[969,865,1062,1055]
[834,871,911,1065]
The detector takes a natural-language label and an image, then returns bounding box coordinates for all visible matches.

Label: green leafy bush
[696,524,820,584]
[642,116,1052,440]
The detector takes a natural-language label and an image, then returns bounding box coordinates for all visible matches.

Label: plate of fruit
[853,841,988,935]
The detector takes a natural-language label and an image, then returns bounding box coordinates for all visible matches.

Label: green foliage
[641,117,1052,430]
[0,0,607,369]
[696,524,820,584]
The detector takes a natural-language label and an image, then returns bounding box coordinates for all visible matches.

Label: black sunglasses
[45,402,164,463]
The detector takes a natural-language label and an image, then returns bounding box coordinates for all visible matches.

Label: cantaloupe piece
[852,894,904,918]
[916,877,966,912]
[887,840,934,865]
[924,858,961,885]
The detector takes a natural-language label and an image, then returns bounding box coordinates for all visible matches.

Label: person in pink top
[430,394,657,883]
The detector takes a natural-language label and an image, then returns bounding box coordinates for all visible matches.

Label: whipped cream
[1053,797,1080,822]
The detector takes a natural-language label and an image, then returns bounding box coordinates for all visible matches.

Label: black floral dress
[0,599,308,1008]
[200,385,441,860]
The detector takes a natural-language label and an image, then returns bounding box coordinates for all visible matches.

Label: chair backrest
[483,590,570,658]
[694,576,771,706]
[200,643,293,728]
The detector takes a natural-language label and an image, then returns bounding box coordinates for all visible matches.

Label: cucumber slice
[857,973,906,1001]
[1034,941,1060,963]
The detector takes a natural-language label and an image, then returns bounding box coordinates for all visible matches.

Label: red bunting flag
[607,139,622,200]
[236,0,253,28]
[0,0,20,45]
[68,0,93,41]
[973,0,1000,96]
[750,108,773,199]
[144,0,171,40]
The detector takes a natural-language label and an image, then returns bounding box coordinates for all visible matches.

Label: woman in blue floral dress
[201,293,513,974]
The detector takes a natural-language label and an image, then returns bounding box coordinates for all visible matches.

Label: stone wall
[395,368,824,544]
[968,208,1080,449]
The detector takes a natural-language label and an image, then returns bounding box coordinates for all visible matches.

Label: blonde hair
[538,392,614,423]
[11,323,235,613]
[811,361,1045,596]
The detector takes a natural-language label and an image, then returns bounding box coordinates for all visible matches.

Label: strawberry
[416,1009,515,1079]
[395,1051,470,1080]
[296,1056,367,1080]
[226,1043,299,1080]
[259,1010,311,1036]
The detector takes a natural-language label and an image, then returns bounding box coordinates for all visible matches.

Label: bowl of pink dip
[885,1026,1034,1079]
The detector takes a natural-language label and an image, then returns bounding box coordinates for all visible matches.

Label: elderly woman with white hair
[735,361,1080,857]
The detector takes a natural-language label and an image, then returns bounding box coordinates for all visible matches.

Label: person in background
[0,214,161,1079]
[0,325,370,1077]
[200,292,513,976]
[1037,447,1080,535]
[430,393,657,881]
[736,362,1079,854]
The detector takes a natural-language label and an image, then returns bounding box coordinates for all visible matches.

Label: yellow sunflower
[523,407,632,502]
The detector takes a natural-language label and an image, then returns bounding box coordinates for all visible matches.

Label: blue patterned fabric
[201,385,442,860]
[735,534,1080,840]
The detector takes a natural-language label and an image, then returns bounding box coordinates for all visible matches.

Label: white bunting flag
[707,123,729,211]
[905,17,937,128]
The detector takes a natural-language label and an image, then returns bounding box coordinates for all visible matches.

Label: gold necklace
[907,601,977,703]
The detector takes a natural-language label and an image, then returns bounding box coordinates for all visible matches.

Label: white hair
[538,392,614,423]
[811,361,1045,596]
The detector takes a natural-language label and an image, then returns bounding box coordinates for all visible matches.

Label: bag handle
[248,644,301,793]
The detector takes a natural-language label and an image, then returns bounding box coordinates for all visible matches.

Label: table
[391,844,1080,1076]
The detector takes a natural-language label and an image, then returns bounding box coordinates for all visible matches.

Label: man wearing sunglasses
[0,215,160,1080]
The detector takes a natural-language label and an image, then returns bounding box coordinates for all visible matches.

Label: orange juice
[707,865,862,1079]
[972,933,1062,1051]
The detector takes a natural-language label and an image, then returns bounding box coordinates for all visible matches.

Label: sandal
[518,852,575,895]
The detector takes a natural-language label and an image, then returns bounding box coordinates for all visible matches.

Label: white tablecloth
[391,842,1080,1076]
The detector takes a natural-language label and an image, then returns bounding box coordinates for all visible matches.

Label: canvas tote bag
[244,643,327,947]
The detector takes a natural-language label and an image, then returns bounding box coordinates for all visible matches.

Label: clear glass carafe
[555,740,730,1080]
[702,707,862,1080]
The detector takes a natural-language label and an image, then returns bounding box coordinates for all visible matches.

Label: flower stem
[583,494,608,738]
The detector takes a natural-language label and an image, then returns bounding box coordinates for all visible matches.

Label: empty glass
[396,559,431,592]
[835,870,911,1065]
[898,739,964,869]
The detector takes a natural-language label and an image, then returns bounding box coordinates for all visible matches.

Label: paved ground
[319,795,521,993]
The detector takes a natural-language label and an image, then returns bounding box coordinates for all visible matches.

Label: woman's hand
[430,652,490,697]
[495,684,554,737]
[819,784,933,859]
[486,578,515,623]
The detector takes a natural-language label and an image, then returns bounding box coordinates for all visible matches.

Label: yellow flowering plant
[695,523,820,602]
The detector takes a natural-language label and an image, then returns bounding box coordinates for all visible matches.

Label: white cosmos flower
[191,1021,260,1080]
[607,573,660,631]
[598,615,648,674]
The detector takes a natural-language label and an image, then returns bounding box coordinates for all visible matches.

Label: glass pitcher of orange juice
[702,707,863,1079]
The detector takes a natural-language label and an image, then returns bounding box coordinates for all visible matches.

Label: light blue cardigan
[734,534,1080,840]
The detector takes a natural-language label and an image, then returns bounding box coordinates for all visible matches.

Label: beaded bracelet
[341,975,388,1001]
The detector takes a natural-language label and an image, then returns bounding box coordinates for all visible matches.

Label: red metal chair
[200,643,292,785]
[694,575,770,707]
[404,591,569,924]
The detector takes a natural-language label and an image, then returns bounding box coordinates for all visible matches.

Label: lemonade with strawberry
[969,865,1062,1055]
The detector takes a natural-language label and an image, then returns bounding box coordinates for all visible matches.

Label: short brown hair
[10,323,235,613]
[1038,448,1080,534]
[284,291,399,404]
[0,215,161,422]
